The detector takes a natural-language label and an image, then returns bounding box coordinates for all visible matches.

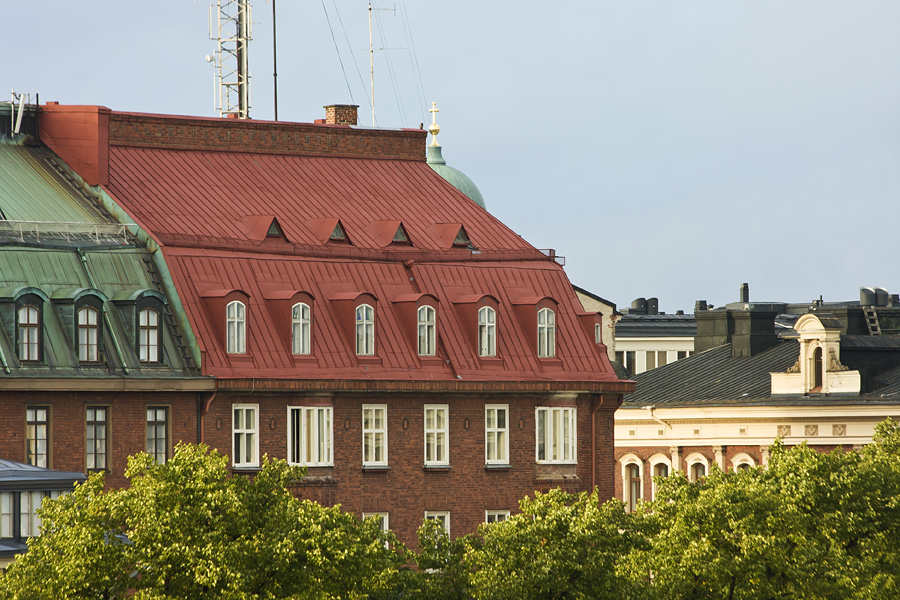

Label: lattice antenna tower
[208,0,252,118]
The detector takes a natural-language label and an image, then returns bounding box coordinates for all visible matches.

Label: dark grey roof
[623,341,799,407]
[615,313,697,338]
[841,335,900,350]
[0,459,86,491]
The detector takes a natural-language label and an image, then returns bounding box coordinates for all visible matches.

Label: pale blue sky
[6,1,899,313]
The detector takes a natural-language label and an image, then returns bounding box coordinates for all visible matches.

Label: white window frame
[537,307,556,358]
[356,303,375,356]
[484,404,509,465]
[287,406,333,466]
[619,454,643,512]
[424,510,450,535]
[77,305,100,362]
[226,300,246,354]
[594,322,602,344]
[232,404,259,467]
[424,404,449,466]
[648,453,672,500]
[19,490,62,539]
[138,307,160,363]
[363,512,390,532]
[730,453,756,472]
[18,305,40,361]
[291,302,311,356]
[477,306,496,357]
[0,492,12,539]
[485,509,511,524]
[536,406,577,464]
[417,305,436,357]
[362,404,387,466]
[685,453,709,482]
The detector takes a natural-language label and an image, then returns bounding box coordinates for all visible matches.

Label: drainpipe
[199,390,217,445]
[643,405,671,430]
[76,248,129,374]
[0,344,10,373]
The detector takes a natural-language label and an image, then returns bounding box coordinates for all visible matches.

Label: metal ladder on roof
[863,308,882,336]
[141,255,199,374]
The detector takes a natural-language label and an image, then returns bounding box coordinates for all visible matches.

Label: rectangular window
[657,351,668,367]
[485,510,511,524]
[536,407,577,464]
[625,351,636,372]
[146,407,169,463]
[424,405,449,466]
[26,407,49,468]
[424,510,450,535]
[677,350,688,360]
[19,490,61,539]
[288,406,333,466]
[645,351,656,370]
[139,308,160,363]
[86,407,108,471]
[232,404,259,467]
[485,405,509,465]
[363,512,389,532]
[362,405,387,466]
[594,323,602,344]
[1,493,12,539]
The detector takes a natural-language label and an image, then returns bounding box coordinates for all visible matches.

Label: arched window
[478,306,496,357]
[292,302,311,355]
[650,458,671,500]
[417,305,436,357]
[730,453,757,472]
[627,464,642,511]
[17,305,40,361]
[226,301,246,354]
[138,308,160,363]
[813,346,823,391]
[77,306,100,362]
[356,304,375,356]
[689,462,706,482]
[537,307,556,358]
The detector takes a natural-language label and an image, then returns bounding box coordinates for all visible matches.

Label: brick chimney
[324,104,359,125]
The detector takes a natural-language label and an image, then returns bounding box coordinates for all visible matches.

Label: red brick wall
[203,391,617,547]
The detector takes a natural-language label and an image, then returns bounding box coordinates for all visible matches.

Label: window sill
[536,461,578,466]
[418,356,445,367]
[424,464,451,472]
[226,354,254,365]
[231,465,262,473]
[537,357,563,367]
[362,464,391,472]
[484,463,512,471]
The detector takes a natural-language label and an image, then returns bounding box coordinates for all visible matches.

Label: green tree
[0,443,405,600]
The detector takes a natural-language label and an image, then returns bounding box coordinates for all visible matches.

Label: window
[77,306,100,362]
[657,351,668,367]
[138,308,160,363]
[689,462,707,482]
[485,405,509,464]
[485,510,510,524]
[594,323,602,344]
[330,222,347,241]
[424,405,449,466]
[226,301,246,354]
[26,407,49,468]
[18,305,40,361]
[356,304,375,356]
[232,404,259,467]
[677,350,688,360]
[0,493,11,538]
[417,305,436,357]
[537,308,556,358]
[617,350,636,373]
[626,464,642,512]
[362,405,387,466]
[363,512,389,532]
[424,511,450,535]
[652,462,669,499]
[646,351,656,370]
[86,407,107,471]
[288,406,333,466]
[2,490,64,540]
[536,407,576,464]
[292,302,311,355]
[478,306,496,357]
[146,407,168,463]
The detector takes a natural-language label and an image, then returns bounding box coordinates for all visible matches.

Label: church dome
[426,145,486,210]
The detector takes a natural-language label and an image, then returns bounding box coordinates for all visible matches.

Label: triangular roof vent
[330,221,348,242]
[266,219,284,238]
[453,226,473,248]
[392,224,410,244]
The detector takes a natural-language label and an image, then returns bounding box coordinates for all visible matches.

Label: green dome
[426,145,486,210]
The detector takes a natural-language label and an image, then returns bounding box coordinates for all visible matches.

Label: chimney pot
[740,283,749,303]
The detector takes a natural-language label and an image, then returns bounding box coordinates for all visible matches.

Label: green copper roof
[426,145,486,210]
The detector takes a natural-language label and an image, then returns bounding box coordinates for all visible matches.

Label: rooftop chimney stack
[324,104,359,126]
[740,282,749,303]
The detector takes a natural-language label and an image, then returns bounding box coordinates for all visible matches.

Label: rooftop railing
[0,220,134,245]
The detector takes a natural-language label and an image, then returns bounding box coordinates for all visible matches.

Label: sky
[5,1,899,314]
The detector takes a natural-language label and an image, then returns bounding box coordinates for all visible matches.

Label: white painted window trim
[484,404,509,465]
[619,454,643,511]
[424,510,450,535]
[291,302,311,356]
[423,404,449,466]
[684,452,709,481]
[485,509,511,524]
[363,512,389,532]
[232,404,259,467]
[356,304,375,356]
[362,404,388,466]
[477,306,496,357]
[647,453,672,500]
[226,300,246,354]
[730,452,756,471]
[535,406,577,464]
[537,307,556,358]
[417,305,436,357]
[287,406,333,466]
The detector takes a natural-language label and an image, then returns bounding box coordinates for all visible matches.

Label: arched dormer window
[478,306,496,357]
[17,305,40,362]
[226,300,246,354]
[138,308,160,363]
[417,305,436,357]
[537,307,556,358]
[292,302,311,356]
[77,306,100,362]
[356,304,375,356]
[812,346,823,391]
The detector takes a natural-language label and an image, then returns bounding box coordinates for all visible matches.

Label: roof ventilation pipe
[646,297,659,315]
[860,287,876,306]
[740,282,749,303]
[630,297,647,315]
[874,287,889,307]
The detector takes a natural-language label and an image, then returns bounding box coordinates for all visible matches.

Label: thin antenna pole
[272,0,278,121]
[369,0,375,126]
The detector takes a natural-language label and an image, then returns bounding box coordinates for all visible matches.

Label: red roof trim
[392,293,439,304]
[512,295,559,306]
[199,288,248,298]
[329,291,378,302]
[452,293,499,305]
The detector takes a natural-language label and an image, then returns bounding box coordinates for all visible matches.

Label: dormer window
[226,300,246,354]
[292,302,311,355]
[266,221,283,237]
[138,308,160,363]
[392,224,410,244]
[77,306,100,362]
[478,306,496,357]
[537,307,556,358]
[17,305,40,362]
[453,226,473,248]
[417,305,436,356]
[356,304,375,356]
[330,223,347,241]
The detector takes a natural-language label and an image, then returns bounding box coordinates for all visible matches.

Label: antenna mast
[209,0,252,118]
[369,1,375,126]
